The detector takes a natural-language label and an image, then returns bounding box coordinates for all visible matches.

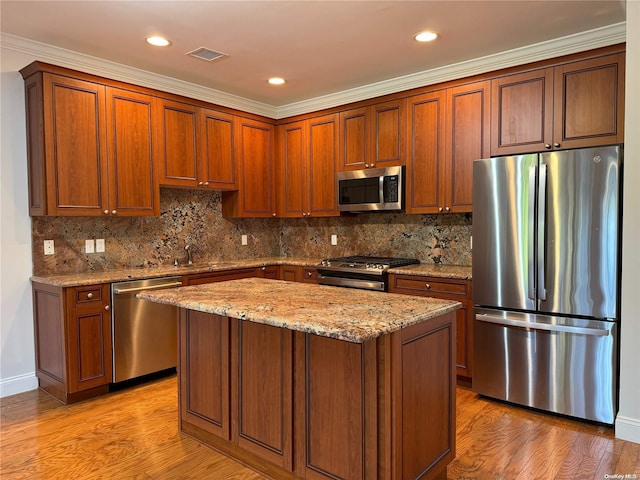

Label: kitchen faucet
[185,245,193,265]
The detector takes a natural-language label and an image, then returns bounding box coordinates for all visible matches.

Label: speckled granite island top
[137,277,460,343]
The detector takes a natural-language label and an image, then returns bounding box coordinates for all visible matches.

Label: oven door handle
[318,275,385,291]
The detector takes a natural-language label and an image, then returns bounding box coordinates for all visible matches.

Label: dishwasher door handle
[476,313,612,337]
[113,282,183,295]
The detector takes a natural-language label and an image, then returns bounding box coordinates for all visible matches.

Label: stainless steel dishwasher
[111,276,182,382]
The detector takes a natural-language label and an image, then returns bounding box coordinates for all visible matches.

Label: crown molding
[0,33,278,118]
[1,21,626,120]
[276,21,626,119]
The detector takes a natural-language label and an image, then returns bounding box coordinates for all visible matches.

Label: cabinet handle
[445,207,450,212]
[554,143,561,148]
[103,210,109,215]
[105,305,110,311]
[111,210,117,215]
[544,144,552,149]
[87,292,93,299]
[425,283,431,289]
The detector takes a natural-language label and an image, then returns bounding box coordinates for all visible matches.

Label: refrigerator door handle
[537,163,547,301]
[528,165,536,300]
[476,313,612,337]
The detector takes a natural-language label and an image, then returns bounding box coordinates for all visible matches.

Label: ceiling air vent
[186,47,228,62]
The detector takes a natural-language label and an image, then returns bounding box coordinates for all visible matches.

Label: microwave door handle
[379,175,385,204]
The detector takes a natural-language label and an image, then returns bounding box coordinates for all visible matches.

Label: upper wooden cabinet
[407,80,490,214]
[22,68,159,216]
[491,53,625,155]
[276,114,339,218]
[338,99,406,171]
[222,118,276,218]
[156,99,237,190]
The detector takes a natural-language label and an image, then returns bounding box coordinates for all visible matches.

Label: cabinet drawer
[301,267,318,283]
[391,275,469,298]
[74,286,104,304]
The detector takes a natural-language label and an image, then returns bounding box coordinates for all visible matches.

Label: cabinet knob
[198,181,204,186]
[204,182,209,186]
[87,292,93,299]
[261,266,266,271]
[307,212,311,217]
[425,283,431,289]
[307,271,312,277]
[111,210,117,215]
[272,213,277,217]
[103,210,109,215]
[545,144,552,149]
[554,143,561,148]
[445,207,451,212]
[438,207,443,213]
[105,305,110,311]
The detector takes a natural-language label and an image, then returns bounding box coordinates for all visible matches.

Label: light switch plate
[241,235,248,246]
[44,240,54,255]
[96,238,105,253]
[331,234,338,246]
[85,239,95,254]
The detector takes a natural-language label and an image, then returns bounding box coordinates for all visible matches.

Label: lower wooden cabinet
[31,282,112,403]
[182,268,258,286]
[389,273,473,381]
[279,265,318,283]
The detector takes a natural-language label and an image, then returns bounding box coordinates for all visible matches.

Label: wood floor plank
[1,376,639,479]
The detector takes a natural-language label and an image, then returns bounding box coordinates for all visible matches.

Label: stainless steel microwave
[337,166,404,212]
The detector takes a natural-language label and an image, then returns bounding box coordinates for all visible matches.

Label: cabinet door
[180,310,231,440]
[308,114,339,217]
[445,81,490,213]
[200,109,237,189]
[491,68,553,156]
[553,53,625,149]
[370,99,405,168]
[406,91,446,214]
[65,285,112,392]
[43,74,108,215]
[223,118,275,217]
[105,88,159,216]
[338,107,368,171]
[157,99,199,187]
[276,121,307,218]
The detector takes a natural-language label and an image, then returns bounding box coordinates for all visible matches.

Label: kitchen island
[138,278,460,480]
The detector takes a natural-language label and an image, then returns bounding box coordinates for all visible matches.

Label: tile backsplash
[32,188,472,275]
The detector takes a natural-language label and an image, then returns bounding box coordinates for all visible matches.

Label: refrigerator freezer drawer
[473,308,617,424]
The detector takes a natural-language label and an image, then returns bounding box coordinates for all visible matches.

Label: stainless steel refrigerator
[472,145,622,424]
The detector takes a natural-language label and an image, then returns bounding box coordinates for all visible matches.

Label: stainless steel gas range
[317,255,420,291]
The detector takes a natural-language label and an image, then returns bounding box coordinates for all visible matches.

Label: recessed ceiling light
[414,31,438,43]
[146,36,171,47]
[268,77,286,86]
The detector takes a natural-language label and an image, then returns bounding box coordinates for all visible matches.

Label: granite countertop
[30,257,472,287]
[388,264,472,280]
[137,278,461,343]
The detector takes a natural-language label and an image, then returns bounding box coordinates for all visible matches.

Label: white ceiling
[0,1,627,115]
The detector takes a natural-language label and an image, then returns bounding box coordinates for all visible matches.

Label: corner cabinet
[338,99,406,171]
[222,118,276,218]
[156,99,237,190]
[406,81,490,214]
[491,53,625,155]
[21,65,159,217]
[31,282,112,403]
[276,114,339,218]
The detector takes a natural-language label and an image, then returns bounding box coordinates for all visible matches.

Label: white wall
[616,1,640,444]
[1,23,639,443]
[0,48,37,396]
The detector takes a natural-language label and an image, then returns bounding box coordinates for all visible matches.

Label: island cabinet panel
[389,274,473,381]
[182,268,257,286]
[233,321,293,469]
[223,118,276,218]
[31,282,112,404]
[180,310,230,440]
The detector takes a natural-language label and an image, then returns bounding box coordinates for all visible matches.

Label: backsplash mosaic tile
[32,188,472,275]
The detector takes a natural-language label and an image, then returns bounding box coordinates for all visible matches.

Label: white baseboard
[0,373,38,398]
[616,415,640,444]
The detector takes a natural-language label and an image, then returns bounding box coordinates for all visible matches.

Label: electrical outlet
[241,235,248,246]
[44,240,54,255]
[85,239,95,254]
[331,234,338,246]
[96,239,105,253]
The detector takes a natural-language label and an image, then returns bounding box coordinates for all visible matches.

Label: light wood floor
[1,375,639,479]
